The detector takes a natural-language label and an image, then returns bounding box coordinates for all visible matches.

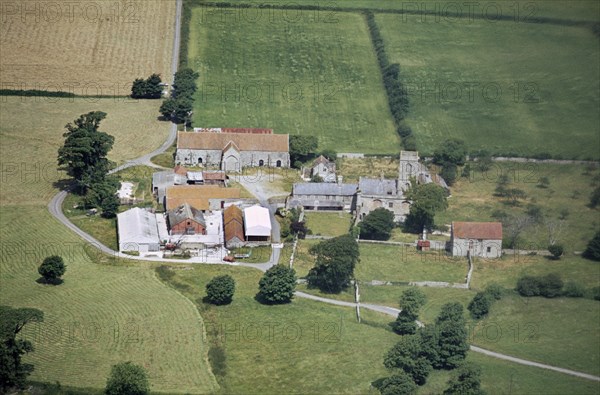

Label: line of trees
[160,68,200,125]
[364,11,415,151]
[57,111,120,218]
[378,301,483,394]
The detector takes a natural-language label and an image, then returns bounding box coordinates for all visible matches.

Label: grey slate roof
[167,203,206,228]
[358,177,398,196]
[293,183,357,196]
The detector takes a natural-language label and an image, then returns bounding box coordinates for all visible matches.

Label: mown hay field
[377,13,600,159]
[0,0,176,96]
[0,96,169,205]
[187,6,399,153]
[0,96,217,393]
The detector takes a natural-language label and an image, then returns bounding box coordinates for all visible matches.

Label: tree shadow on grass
[253,292,292,305]
[52,178,73,192]
[36,277,64,285]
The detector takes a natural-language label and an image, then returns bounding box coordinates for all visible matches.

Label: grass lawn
[187,7,399,153]
[292,239,321,278]
[437,163,600,252]
[0,97,217,393]
[304,211,352,237]
[422,351,600,394]
[229,245,273,263]
[150,141,177,168]
[468,293,600,376]
[471,254,600,290]
[159,264,400,394]
[377,14,600,159]
[356,243,468,283]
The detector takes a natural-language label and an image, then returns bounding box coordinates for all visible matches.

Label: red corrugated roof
[452,222,502,240]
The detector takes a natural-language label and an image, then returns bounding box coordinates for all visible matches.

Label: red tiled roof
[174,165,189,176]
[452,222,502,240]
[177,131,288,152]
[166,185,241,210]
[203,171,226,181]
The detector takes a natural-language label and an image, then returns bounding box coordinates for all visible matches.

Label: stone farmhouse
[289,182,358,211]
[290,151,445,224]
[175,128,290,172]
[450,221,503,258]
[301,155,337,182]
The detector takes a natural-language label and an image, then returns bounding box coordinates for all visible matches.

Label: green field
[187,7,398,153]
[0,97,217,392]
[436,163,600,252]
[159,264,398,394]
[198,0,600,22]
[377,14,600,159]
[470,293,600,376]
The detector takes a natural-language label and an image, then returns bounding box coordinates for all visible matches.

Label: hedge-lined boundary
[0,89,76,98]
[364,11,414,151]
[195,1,599,33]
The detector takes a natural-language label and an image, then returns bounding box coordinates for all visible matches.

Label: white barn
[451,221,503,258]
[117,207,161,253]
[243,205,271,242]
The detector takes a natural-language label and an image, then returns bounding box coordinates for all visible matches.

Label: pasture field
[186,6,399,153]
[469,293,600,376]
[160,264,398,394]
[303,211,352,236]
[196,0,600,22]
[377,13,600,159]
[0,0,176,96]
[0,97,217,392]
[436,162,600,252]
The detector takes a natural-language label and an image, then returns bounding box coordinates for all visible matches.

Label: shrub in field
[484,283,504,300]
[516,275,541,296]
[548,244,564,260]
[563,281,585,298]
[105,362,149,395]
[539,273,564,298]
[392,288,427,335]
[468,292,493,319]
[38,255,66,284]
[582,231,600,261]
[516,273,563,298]
[206,275,235,305]
[257,265,297,304]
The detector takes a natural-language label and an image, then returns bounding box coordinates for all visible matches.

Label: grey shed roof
[358,177,398,195]
[153,170,187,202]
[167,203,206,228]
[293,183,357,196]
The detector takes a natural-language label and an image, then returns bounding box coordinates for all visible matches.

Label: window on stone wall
[487,246,491,253]
[389,202,393,208]
[259,159,264,166]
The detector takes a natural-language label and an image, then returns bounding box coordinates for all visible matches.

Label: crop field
[0,97,217,392]
[186,6,399,153]
[377,13,600,159]
[0,0,176,96]
[198,0,600,22]
[435,162,600,252]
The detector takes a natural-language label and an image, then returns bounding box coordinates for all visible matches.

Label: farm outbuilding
[224,205,245,248]
[117,207,160,253]
[451,221,503,258]
[243,205,271,242]
[167,203,207,235]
